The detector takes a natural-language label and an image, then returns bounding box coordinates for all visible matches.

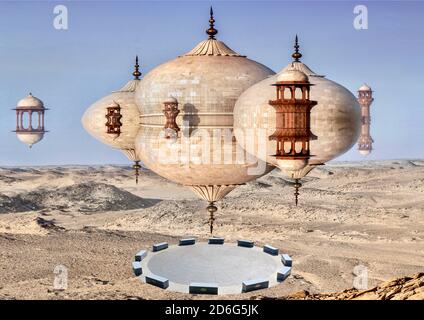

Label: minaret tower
[268,35,317,206]
[357,84,374,155]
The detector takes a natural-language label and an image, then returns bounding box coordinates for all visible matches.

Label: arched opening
[30,111,38,130]
[283,141,292,154]
[21,111,29,130]
[283,87,291,100]
[295,141,303,153]
[295,87,303,99]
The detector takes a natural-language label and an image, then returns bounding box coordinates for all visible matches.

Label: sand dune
[0,160,422,299]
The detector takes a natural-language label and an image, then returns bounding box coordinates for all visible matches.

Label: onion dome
[234,36,361,180]
[81,56,143,182]
[134,8,275,233]
[134,8,274,187]
[82,56,141,154]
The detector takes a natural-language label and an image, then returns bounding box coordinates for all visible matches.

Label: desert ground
[0,159,423,300]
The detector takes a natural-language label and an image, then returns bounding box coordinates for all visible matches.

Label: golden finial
[293,179,302,206]
[132,55,141,80]
[206,6,218,39]
[292,35,302,62]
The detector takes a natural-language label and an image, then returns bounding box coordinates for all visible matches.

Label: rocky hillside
[0,183,156,213]
[259,273,424,300]
[0,194,37,213]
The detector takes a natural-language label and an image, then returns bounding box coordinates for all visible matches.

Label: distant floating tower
[357,84,374,155]
[13,93,48,148]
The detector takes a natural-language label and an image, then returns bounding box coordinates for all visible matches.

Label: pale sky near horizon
[0,1,423,166]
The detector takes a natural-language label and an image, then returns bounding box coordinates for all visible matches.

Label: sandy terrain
[0,160,423,300]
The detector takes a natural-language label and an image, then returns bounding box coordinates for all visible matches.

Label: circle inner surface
[146,243,280,286]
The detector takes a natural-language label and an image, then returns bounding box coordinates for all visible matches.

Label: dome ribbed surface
[113,79,140,93]
[282,61,324,78]
[183,39,245,57]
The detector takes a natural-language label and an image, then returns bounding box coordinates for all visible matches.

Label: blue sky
[0,1,422,165]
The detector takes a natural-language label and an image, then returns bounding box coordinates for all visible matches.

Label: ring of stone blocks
[132,238,293,293]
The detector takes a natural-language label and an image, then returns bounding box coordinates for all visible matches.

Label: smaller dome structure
[16,93,44,109]
[359,150,371,156]
[233,35,361,205]
[82,56,143,183]
[13,92,48,148]
[164,96,178,104]
[16,133,44,147]
[359,83,372,91]
[277,68,309,82]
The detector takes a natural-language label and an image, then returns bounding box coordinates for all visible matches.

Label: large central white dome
[134,37,275,190]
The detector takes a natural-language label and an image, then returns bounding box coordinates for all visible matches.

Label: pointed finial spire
[293,179,302,206]
[132,160,141,184]
[292,35,302,62]
[207,201,217,235]
[132,55,141,80]
[206,6,218,39]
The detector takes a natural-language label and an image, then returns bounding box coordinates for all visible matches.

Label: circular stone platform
[135,241,290,295]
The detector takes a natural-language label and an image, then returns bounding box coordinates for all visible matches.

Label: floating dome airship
[81,8,364,233]
[13,93,48,148]
[233,36,361,203]
[82,57,143,183]
[134,8,275,232]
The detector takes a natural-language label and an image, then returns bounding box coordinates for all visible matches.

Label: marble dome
[134,29,275,201]
[277,68,308,82]
[17,93,44,109]
[359,83,372,91]
[359,150,371,156]
[233,58,361,179]
[82,59,141,163]
[16,132,44,148]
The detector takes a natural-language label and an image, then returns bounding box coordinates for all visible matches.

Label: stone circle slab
[134,241,292,295]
